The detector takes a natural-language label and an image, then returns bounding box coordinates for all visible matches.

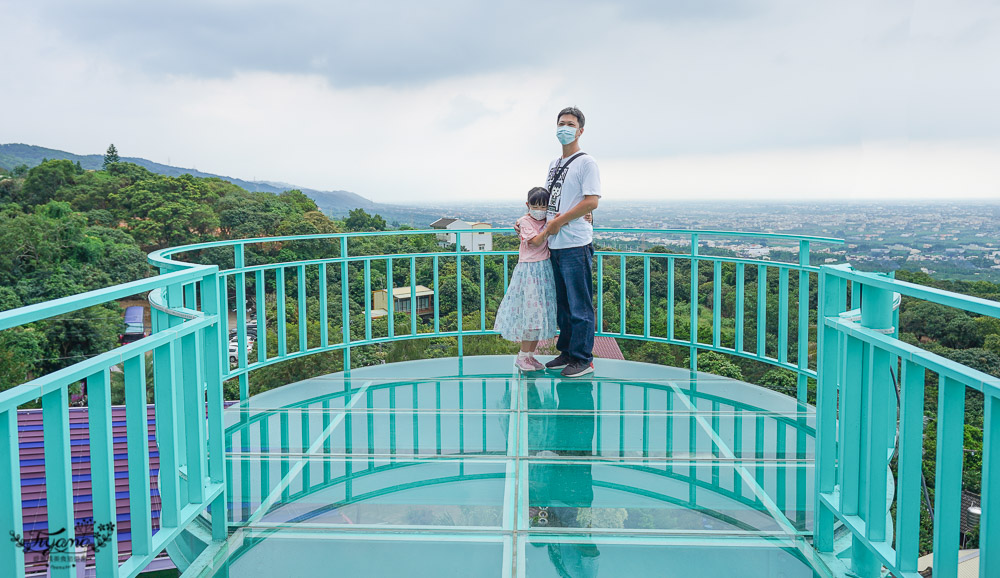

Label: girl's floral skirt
[493,259,558,342]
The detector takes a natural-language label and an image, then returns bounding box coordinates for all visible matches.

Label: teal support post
[182,331,206,505]
[797,242,810,402]
[87,368,120,576]
[596,253,604,333]
[340,237,350,371]
[982,393,1000,578]
[895,360,925,571]
[151,343,180,529]
[712,260,721,347]
[735,262,745,352]
[386,258,394,339]
[432,255,439,335]
[201,269,228,541]
[319,262,329,348]
[0,409,24,577]
[858,281,893,548]
[778,267,788,363]
[235,245,249,398]
[757,265,767,358]
[667,257,675,341]
[643,256,650,338]
[255,270,267,362]
[932,376,966,578]
[41,387,74,578]
[620,254,627,335]
[123,355,152,558]
[365,259,373,341]
[276,267,287,358]
[690,234,699,373]
[455,245,462,356]
[478,255,485,332]
[297,264,307,352]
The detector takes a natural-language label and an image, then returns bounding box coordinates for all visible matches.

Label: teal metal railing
[11,227,997,577]
[0,265,228,578]
[148,229,840,403]
[815,264,999,578]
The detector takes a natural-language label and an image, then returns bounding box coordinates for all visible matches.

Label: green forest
[2,152,998,555]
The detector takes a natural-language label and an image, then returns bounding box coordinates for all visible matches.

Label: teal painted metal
[319,263,329,348]
[276,267,287,357]
[816,263,1000,578]
[620,254,627,335]
[20,228,1000,578]
[712,260,722,348]
[983,393,1000,578]
[41,386,74,578]
[297,265,307,352]
[341,237,350,370]
[0,409,24,576]
[596,253,604,333]
[256,270,268,362]
[690,234,699,373]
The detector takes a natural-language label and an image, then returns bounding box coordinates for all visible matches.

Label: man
[542,106,601,377]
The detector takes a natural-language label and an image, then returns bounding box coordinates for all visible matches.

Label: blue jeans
[549,244,595,363]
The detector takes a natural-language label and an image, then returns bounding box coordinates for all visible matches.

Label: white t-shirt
[545,152,601,249]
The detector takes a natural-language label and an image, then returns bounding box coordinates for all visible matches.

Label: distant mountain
[0,143,374,215]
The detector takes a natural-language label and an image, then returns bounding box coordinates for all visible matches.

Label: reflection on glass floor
[209,357,825,577]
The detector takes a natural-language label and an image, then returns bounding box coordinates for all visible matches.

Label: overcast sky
[3,0,999,203]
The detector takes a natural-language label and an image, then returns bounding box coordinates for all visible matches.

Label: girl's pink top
[517,215,549,262]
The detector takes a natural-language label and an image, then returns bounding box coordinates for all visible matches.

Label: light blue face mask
[556,125,578,145]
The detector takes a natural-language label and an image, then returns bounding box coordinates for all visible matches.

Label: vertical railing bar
[123,355,152,558]
[341,237,351,370]
[931,376,966,577]
[620,254,627,335]
[412,256,419,336]
[778,267,788,364]
[0,408,25,576]
[479,254,486,332]
[895,361,925,571]
[297,264,307,352]
[643,256,651,338]
[387,258,395,339]
[456,246,463,355]
[182,331,206,504]
[690,234,699,372]
[365,259,373,341]
[596,254,604,333]
[319,262,329,348]
[757,265,767,358]
[713,260,722,348]
[42,386,75,578]
[735,262,745,353]
[235,245,248,371]
[255,270,267,363]
[864,345,891,542]
[276,267,287,357]
[86,366,120,575]
[201,270,227,541]
[981,392,1000,578]
[503,254,509,293]
[840,335,863,515]
[433,255,440,335]
[151,343,179,528]
[797,241,810,401]
[667,257,675,341]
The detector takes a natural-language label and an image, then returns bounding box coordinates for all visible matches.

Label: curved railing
[815,265,1000,578]
[0,226,882,578]
[148,228,842,403]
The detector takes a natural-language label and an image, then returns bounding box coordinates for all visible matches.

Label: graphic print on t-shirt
[545,162,567,214]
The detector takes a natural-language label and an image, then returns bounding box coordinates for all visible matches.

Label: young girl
[494,187,559,371]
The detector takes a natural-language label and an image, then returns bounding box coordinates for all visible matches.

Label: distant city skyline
[4,1,999,202]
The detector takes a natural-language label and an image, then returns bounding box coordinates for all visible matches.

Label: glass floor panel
[207,356,827,577]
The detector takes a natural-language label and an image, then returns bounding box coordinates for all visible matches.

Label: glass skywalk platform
[207,356,824,577]
[5,228,998,578]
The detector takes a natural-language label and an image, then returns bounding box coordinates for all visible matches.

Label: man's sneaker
[515,356,540,372]
[544,352,574,370]
[526,356,545,371]
[561,360,594,378]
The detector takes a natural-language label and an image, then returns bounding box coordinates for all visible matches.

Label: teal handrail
[24,227,1000,578]
[815,263,999,578]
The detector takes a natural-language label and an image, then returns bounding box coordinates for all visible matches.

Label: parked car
[228,337,254,363]
[119,306,148,344]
